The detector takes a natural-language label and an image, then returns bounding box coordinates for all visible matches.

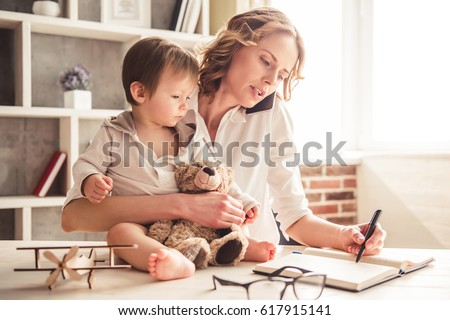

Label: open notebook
[253,247,435,292]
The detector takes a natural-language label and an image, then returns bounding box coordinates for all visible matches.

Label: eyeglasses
[212,266,326,300]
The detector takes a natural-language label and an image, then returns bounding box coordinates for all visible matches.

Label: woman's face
[222,32,298,108]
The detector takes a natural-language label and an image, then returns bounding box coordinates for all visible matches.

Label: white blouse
[188,90,312,244]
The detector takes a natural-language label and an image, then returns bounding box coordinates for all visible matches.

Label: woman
[62,7,385,264]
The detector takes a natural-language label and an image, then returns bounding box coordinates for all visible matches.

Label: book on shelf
[253,247,435,292]
[33,151,67,197]
[169,0,183,30]
[181,0,202,33]
[170,0,201,33]
[172,0,188,32]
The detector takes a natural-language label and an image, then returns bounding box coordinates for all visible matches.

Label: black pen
[355,209,383,263]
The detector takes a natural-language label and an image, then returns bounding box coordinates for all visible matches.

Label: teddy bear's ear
[202,160,211,168]
[217,165,232,184]
[213,164,232,193]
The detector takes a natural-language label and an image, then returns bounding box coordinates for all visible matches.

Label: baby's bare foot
[245,240,277,262]
[148,248,195,281]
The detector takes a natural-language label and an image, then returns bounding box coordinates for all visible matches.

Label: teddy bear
[148,161,249,269]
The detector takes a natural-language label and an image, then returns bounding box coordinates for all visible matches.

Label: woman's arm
[266,99,386,254]
[286,214,386,256]
[61,192,246,232]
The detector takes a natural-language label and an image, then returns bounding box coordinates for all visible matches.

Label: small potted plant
[58,64,92,110]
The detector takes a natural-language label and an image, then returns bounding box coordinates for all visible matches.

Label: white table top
[0,240,449,300]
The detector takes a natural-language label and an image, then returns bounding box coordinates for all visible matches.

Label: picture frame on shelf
[100,0,151,28]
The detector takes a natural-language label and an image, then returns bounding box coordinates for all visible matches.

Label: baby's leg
[243,237,277,262]
[107,222,194,280]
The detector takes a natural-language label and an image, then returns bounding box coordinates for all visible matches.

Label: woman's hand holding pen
[340,223,387,256]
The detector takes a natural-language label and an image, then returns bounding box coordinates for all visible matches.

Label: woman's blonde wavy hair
[197,7,304,102]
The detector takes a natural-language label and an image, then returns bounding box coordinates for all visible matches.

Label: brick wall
[300,165,358,225]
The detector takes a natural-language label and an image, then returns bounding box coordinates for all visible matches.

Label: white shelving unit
[0,0,210,240]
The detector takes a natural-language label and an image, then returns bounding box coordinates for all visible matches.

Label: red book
[33,151,67,197]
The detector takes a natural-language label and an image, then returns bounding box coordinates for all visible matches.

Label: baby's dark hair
[122,37,199,105]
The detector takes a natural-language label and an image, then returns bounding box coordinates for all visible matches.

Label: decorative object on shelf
[63,90,92,109]
[32,0,61,17]
[58,64,92,109]
[101,0,151,28]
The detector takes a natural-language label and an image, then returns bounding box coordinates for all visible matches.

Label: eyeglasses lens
[247,280,286,300]
[294,276,325,300]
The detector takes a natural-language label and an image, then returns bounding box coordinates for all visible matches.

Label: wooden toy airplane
[14,244,137,290]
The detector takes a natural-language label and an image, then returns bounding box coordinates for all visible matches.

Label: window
[271,0,343,157]
[272,0,450,153]
[369,0,450,150]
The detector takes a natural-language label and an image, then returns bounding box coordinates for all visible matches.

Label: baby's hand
[82,174,113,204]
[245,206,259,224]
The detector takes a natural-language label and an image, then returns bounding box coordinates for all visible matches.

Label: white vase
[64,90,92,110]
[32,1,61,17]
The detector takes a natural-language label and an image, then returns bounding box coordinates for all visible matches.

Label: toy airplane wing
[14,244,137,289]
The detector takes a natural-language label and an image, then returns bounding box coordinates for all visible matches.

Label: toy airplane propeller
[43,246,82,288]
[14,244,137,290]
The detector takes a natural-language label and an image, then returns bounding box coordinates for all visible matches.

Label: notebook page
[255,253,398,291]
[303,247,405,268]
[303,247,434,271]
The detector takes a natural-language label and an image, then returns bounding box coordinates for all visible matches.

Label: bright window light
[271,0,342,152]
[372,0,450,147]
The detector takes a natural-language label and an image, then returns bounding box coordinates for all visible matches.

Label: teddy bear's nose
[202,167,216,176]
